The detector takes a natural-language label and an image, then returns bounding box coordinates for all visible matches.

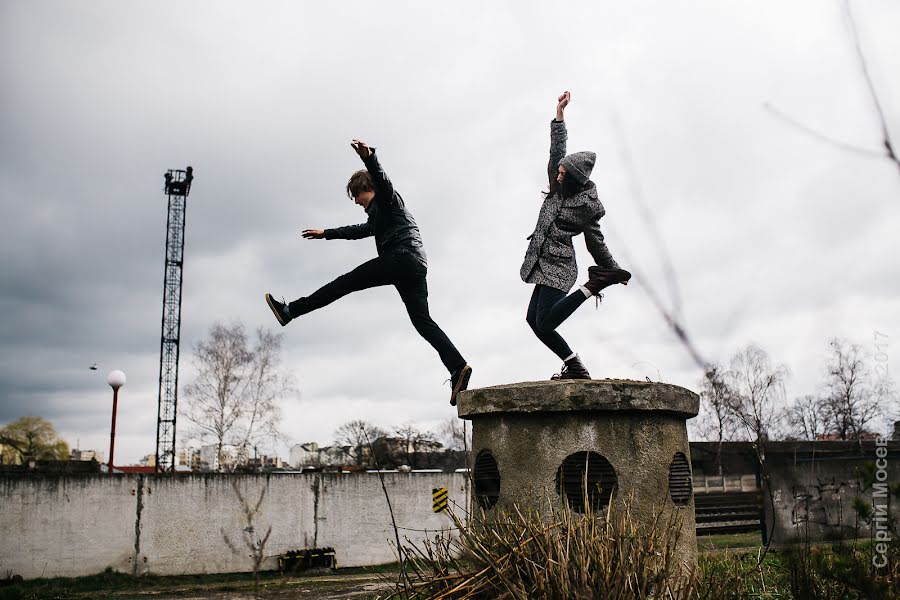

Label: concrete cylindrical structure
[457,379,700,569]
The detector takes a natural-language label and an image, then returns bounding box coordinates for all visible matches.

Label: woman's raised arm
[548,91,570,190]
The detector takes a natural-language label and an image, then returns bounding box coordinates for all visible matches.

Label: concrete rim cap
[456,379,700,419]
[107,370,127,389]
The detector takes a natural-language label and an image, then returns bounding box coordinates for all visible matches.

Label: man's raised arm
[352,139,395,201]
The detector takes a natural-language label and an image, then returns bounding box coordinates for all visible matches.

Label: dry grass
[388,499,743,600]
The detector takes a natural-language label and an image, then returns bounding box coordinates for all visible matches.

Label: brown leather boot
[583,267,632,296]
[551,355,591,380]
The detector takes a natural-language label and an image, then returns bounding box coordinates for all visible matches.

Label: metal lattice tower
[155,166,193,473]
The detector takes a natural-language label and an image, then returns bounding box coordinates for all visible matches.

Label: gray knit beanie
[559,151,596,185]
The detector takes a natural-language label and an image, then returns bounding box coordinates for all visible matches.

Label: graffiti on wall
[786,458,893,540]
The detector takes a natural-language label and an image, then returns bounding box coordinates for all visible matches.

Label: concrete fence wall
[0,472,468,580]
[763,443,900,544]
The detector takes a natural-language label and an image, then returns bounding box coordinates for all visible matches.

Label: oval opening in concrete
[473,449,501,509]
[668,452,692,507]
[555,451,617,513]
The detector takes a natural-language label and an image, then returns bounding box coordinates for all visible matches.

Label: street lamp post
[107,370,126,476]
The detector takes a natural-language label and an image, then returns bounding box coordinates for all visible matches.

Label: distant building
[138,454,156,468]
[114,465,155,474]
[320,445,354,467]
[176,448,202,471]
[245,454,286,471]
[375,436,443,456]
[199,444,236,472]
[289,439,452,470]
[69,448,103,462]
[288,443,355,468]
[289,442,320,468]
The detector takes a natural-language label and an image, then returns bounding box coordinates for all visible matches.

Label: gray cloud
[2,0,899,462]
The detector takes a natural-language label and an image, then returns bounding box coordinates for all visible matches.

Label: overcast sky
[2,1,899,463]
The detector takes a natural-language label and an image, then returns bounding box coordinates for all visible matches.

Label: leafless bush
[222,479,273,596]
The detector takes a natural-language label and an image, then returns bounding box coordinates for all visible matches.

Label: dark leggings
[525,284,588,360]
[288,253,466,374]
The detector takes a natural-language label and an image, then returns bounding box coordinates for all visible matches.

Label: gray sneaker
[265,293,292,327]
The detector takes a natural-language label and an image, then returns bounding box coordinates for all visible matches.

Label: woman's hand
[556,90,571,121]
[302,229,325,239]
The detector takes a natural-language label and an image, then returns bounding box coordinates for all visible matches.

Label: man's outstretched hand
[351,139,371,159]
[302,229,325,239]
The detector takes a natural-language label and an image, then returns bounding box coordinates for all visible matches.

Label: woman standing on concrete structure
[520,91,631,379]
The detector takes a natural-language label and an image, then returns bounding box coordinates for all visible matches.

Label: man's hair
[347,170,375,198]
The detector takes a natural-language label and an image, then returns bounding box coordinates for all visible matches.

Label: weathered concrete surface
[0,475,138,578]
[762,441,900,544]
[0,472,467,579]
[457,379,699,418]
[460,379,699,571]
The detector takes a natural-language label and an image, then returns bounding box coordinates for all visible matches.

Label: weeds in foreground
[390,500,741,599]
[2,540,897,599]
[386,497,899,599]
[783,539,899,600]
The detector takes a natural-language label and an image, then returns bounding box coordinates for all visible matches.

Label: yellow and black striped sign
[432,487,448,513]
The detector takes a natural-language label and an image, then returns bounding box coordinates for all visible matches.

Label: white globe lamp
[106,370,126,475]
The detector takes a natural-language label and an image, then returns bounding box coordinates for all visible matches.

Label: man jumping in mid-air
[265,139,472,405]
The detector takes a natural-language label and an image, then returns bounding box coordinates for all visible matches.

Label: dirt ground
[61,572,399,600]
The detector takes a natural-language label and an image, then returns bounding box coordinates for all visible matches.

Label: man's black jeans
[288,252,466,374]
[526,284,588,360]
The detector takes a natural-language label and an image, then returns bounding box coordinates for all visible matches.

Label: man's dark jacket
[324,151,426,266]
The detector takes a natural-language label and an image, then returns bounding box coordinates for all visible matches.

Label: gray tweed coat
[520,120,620,292]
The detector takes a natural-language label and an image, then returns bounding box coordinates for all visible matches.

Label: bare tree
[440,417,471,452]
[726,344,790,445]
[393,422,419,468]
[696,365,740,474]
[233,328,292,465]
[388,422,439,469]
[785,394,826,441]
[819,338,886,441]
[182,322,291,471]
[334,420,385,467]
